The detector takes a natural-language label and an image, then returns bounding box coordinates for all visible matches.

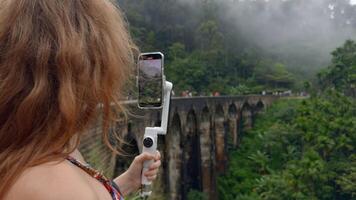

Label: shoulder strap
[66,156,124,200]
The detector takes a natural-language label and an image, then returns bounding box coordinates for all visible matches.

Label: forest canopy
[118,0,356,95]
[218,38,356,200]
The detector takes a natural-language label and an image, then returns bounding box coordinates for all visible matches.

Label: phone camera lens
[143,137,154,148]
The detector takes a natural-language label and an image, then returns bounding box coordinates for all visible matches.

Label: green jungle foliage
[218,41,356,200]
[117,0,306,95]
[117,0,356,95]
[318,40,356,97]
[219,95,356,199]
[187,189,208,200]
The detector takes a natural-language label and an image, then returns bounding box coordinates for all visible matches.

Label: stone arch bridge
[80,95,279,200]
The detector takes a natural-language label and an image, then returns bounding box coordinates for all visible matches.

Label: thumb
[134,152,155,163]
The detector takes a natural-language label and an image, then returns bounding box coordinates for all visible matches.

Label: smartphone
[138,52,164,109]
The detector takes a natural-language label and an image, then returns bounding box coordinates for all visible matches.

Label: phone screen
[138,53,163,108]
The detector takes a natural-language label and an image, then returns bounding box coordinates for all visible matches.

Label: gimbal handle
[140,80,172,198]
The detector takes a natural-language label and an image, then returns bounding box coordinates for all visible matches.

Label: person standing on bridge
[0,0,161,200]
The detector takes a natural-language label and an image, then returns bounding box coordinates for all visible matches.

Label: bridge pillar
[236,112,243,146]
[199,107,214,199]
[214,105,226,173]
[228,104,238,147]
[166,114,183,200]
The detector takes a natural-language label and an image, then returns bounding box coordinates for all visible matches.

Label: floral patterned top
[66,156,124,200]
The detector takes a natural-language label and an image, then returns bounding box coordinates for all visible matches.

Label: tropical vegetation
[115,1,356,199]
[218,40,356,200]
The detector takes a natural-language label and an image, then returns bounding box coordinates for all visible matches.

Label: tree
[118,0,312,95]
[219,91,356,200]
[318,40,356,97]
[255,60,295,89]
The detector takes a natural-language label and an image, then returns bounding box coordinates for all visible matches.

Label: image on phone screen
[138,53,163,108]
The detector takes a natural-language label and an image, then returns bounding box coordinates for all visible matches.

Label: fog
[179,0,356,75]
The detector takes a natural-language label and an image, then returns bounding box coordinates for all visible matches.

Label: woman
[0,0,161,199]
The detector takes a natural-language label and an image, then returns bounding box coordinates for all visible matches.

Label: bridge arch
[241,102,253,131]
[255,100,265,113]
[183,109,202,198]
[228,104,238,117]
[166,113,183,200]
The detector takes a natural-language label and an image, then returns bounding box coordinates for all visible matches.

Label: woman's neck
[69,149,87,164]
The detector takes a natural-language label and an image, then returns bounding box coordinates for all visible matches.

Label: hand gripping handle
[141,128,159,197]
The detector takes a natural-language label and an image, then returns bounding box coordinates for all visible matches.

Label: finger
[155,151,161,161]
[146,175,157,181]
[135,152,155,163]
[149,160,161,170]
[144,168,158,177]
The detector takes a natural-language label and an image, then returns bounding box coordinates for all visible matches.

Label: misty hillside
[118,0,356,94]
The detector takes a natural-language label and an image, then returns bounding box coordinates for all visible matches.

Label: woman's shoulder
[5,160,98,200]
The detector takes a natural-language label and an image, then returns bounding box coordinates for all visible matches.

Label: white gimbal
[140,77,173,198]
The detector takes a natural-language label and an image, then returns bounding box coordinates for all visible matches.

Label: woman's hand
[114,151,161,196]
